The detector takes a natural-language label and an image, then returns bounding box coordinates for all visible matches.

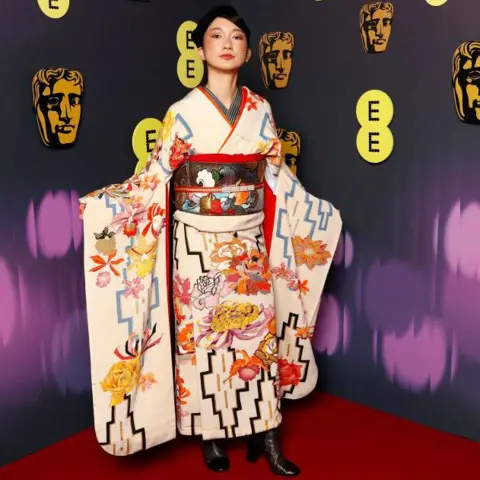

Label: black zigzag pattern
[277,312,311,397]
[247,360,278,435]
[227,349,257,438]
[254,228,262,251]
[199,349,231,438]
[190,412,202,436]
[173,218,180,271]
[99,394,146,452]
[183,223,209,273]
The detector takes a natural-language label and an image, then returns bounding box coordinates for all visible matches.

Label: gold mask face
[277,129,301,175]
[32,68,84,148]
[452,42,480,124]
[360,2,394,54]
[259,32,295,90]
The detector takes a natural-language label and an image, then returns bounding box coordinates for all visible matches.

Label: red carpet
[3,393,479,479]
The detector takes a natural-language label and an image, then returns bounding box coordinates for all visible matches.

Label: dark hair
[192,5,251,47]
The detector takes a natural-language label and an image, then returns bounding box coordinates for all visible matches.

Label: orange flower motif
[246,96,258,111]
[170,136,192,170]
[296,326,314,340]
[268,316,276,335]
[178,323,194,353]
[139,372,157,392]
[176,369,191,401]
[222,249,272,296]
[233,184,250,206]
[297,280,310,297]
[141,203,165,238]
[140,174,161,191]
[89,250,124,276]
[224,350,266,383]
[175,368,191,418]
[210,238,247,265]
[292,236,332,270]
[272,263,294,280]
[174,297,186,324]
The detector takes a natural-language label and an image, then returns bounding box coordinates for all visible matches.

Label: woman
[80,5,341,477]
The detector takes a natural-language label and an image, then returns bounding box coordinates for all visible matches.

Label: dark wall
[232,0,480,442]
[0,0,220,466]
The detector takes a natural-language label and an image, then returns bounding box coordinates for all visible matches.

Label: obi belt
[172,153,266,216]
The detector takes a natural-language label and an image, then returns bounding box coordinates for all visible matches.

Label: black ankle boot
[246,429,300,476]
[201,440,230,472]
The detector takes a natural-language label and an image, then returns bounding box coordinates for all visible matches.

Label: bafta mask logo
[32,68,84,148]
[452,42,480,124]
[259,32,295,90]
[277,129,301,175]
[360,2,394,53]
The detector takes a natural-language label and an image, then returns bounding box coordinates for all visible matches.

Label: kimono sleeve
[262,102,283,195]
[262,102,283,254]
[138,106,190,183]
[270,164,342,399]
[77,107,184,455]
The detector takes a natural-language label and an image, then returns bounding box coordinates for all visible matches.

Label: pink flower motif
[272,262,295,280]
[287,278,299,291]
[191,270,234,310]
[122,277,144,299]
[238,365,261,381]
[173,274,192,305]
[110,201,148,235]
[96,271,111,288]
[263,304,275,323]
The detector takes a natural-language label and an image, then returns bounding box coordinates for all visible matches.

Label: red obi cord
[188,153,266,164]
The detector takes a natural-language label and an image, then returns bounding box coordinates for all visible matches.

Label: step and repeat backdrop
[233,0,480,448]
[2,0,480,468]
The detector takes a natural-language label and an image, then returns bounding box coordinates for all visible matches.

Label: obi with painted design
[172,153,266,216]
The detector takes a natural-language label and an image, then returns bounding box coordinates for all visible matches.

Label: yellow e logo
[132,118,163,174]
[38,0,70,19]
[177,21,204,89]
[426,0,448,5]
[356,90,394,164]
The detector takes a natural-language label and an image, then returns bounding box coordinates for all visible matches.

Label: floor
[3,393,479,479]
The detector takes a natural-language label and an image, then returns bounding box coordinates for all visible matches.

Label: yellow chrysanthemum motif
[162,110,175,143]
[210,302,260,333]
[100,358,141,406]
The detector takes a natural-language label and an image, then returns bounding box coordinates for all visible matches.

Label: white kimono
[80,86,342,455]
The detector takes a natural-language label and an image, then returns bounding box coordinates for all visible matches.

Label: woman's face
[198,17,251,72]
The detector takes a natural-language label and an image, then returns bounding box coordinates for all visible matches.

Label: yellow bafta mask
[277,129,301,175]
[452,42,480,124]
[259,32,295,90]
[360,3,394,54]
[32,68,84,148]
